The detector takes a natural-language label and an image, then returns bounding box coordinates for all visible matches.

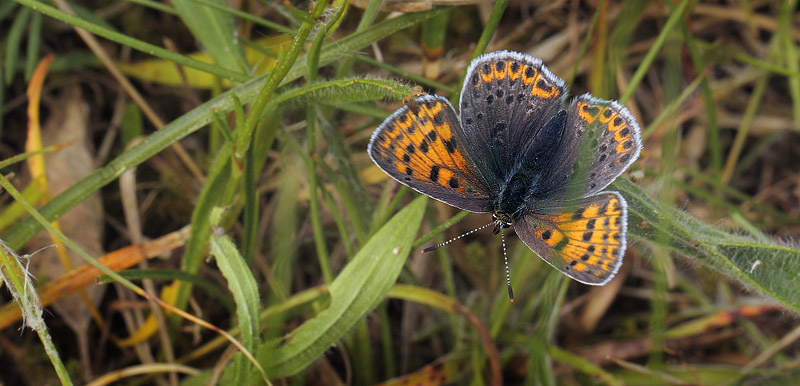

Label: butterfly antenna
[421,222,494,253]
[501,227,514,303]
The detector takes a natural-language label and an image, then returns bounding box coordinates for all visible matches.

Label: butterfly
[368,51,642,288]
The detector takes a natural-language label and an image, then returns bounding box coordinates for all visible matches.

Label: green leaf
[261,196,427,378]
[209,208,261,384]
[615,178,800,312]
[170,0,248,75]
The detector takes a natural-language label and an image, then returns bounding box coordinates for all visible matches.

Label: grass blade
[261,196,427,378]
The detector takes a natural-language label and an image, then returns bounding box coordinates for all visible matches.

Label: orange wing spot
[597,109,616,124]
[571,262,588,272]
[590,232,607,244]
[559,219,589,232]
[609,118,627,132]
[520,66,538,86]
[583,203,601,218]
[563,243,601,265]
[608,231,621,245]
[615,139,631,154]
[531,84,560,99]
[542,229,564,248]
[604,247,618,259]
[416,105,428,120]
[613,127,629,142]
[480,71,494,83]
[436,167,455,185]
[508,62,523,81]
[605,198,622,216]
[396,118,411,131]
[493,62,509,80]
[607,215,620,231]
[424,119,436,135]
[576,101,596,124]
[555,213,573,223]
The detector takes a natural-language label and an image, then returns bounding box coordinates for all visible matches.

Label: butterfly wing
[368,95,494,212]
[513,192,628,285]
[536,94,642,199]
[458,51,567,186]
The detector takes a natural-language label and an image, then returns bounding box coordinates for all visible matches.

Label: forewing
[368,95,493,212]
[458,51,567,185]
[541,94,642,198]
[513,192,628,285]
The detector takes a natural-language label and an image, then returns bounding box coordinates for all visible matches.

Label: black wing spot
[406,144,415,154]
[444,140,456,153]
[433,113,444,125]
[465,118,473,125]
[495,88,504,98]
[599,144,608,152]
[599,154,607,162]
[482,64,491,74]
[620,127,630,136]
[582,231,593,241]
[541,230,552,240]
[587,219,596,230]
[448,177,459,189]
[419,139,429,153]
[495,61,505,71]
[429,165,440,183]
[536,79,548,90]
[511,61,520,72]
[573,207,586,220]
[405,166,413,175]
[620,153,631,164]
[525,66,535,78]
[505,95,514,105]
[587,245,596,253]
[427,130,437,141]
[402,154,411,163]
[569,260,578,266]
[581,254,590,261]
[471,73,480,86]
[486,94,494,105]
[476,112,484,120]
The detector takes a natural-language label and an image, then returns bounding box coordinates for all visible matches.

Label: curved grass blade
[209,208,262,385]
[261,196,427,378]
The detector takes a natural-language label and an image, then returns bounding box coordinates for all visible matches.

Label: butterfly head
[491,212,513,235]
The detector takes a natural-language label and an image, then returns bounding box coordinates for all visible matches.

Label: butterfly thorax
[494,166,542,224]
